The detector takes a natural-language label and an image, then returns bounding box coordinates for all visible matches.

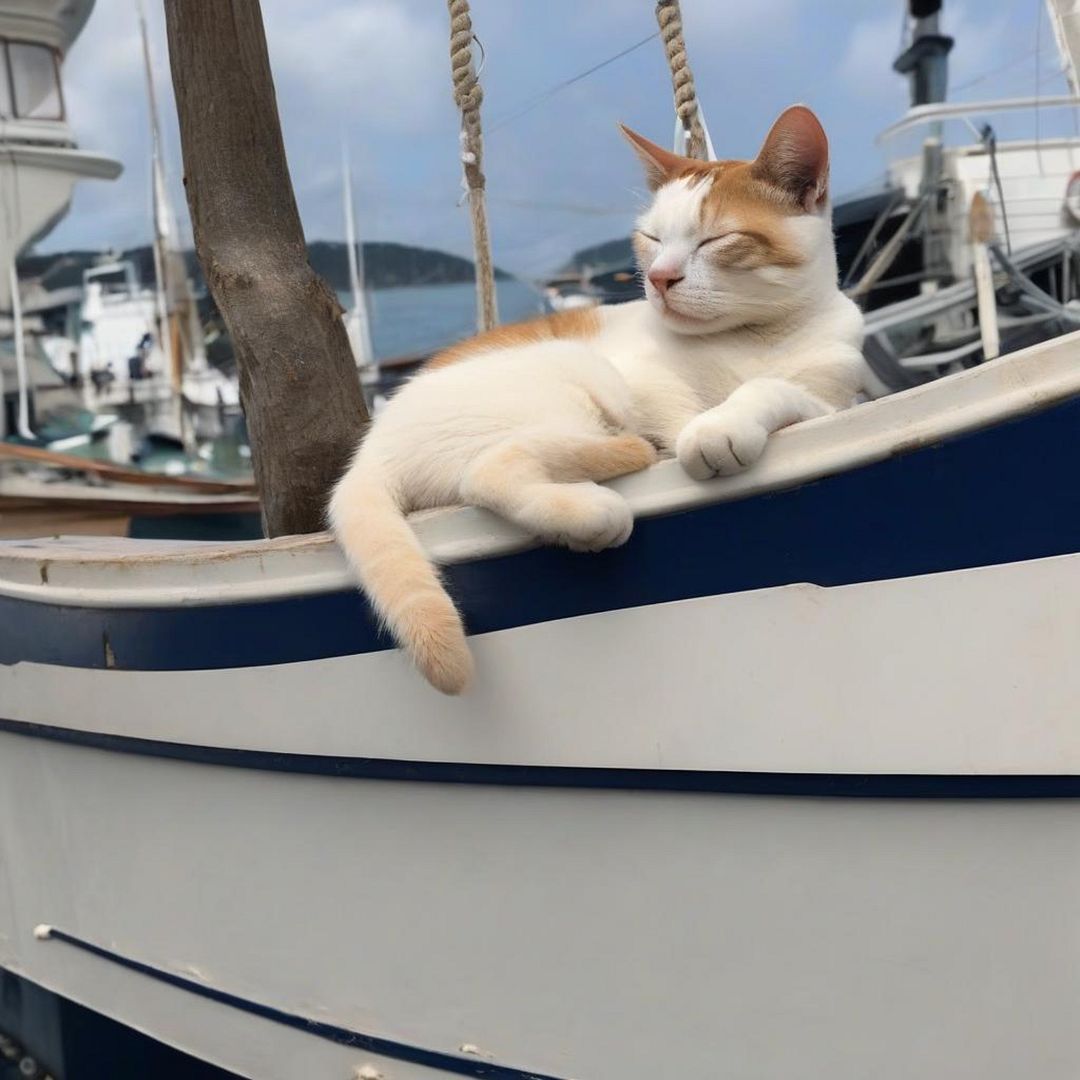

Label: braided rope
[447,0,498,331]
[655,0,708,160]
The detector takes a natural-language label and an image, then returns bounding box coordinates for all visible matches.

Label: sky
[43,0,1066,279]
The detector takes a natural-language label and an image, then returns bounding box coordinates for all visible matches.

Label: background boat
[0,0,258,543]
[0,1,121,308]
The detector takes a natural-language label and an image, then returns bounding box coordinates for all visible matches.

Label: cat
[329,105,867,695]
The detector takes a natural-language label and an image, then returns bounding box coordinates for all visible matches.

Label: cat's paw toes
[676,413,768,480]
[555,487,634,552]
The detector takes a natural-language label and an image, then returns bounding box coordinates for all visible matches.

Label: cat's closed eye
[636,230,660,243]
[697,234,737,249]
[698,231,769,268]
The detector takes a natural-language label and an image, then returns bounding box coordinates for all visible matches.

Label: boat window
[6,42,63,120]
[89,269,131,294]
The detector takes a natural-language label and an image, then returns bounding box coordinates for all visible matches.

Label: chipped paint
[174,962,211,983]
[103,634,116,669]
[459,1044,494,1059]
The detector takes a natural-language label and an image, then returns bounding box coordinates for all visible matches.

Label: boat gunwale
[2,329,1080,609]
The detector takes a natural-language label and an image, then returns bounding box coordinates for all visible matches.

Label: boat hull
[3,335,1080,1076]
[1,715,1079,1080]
[3,541,1080,1079]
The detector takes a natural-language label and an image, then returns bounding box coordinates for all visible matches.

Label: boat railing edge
[2,328,1080,609]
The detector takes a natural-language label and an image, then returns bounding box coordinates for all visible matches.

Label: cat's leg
[462,434,655,551]
[542,433,658,483]
[676,359,864,480]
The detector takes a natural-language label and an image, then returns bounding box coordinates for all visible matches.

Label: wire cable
[981,124,1013,255]
[489,31,659,134]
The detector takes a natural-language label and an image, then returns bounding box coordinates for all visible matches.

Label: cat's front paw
[524,484,634,552]
[676,410,768,480]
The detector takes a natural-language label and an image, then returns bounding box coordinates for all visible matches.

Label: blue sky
[45,0,1062,278]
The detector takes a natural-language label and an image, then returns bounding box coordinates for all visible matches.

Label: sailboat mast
[7,260,33,440]
[341,146,374,368]
[135,0,177,391]
[1046,0,1080,95]
[343,149,362,308]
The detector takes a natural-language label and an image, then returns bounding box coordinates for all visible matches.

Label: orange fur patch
[425,307,602,371]
[694,161,806,268]
[576,435,657,481]
[547,434,658,483]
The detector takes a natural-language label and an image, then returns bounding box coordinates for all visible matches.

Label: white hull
[2,701,1078,1080]
[4,550,1080,773]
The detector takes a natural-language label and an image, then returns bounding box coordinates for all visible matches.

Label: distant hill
[19,240,509,294]
[17,247,196,292]
[309,241,510,290]
[562,237,634,274]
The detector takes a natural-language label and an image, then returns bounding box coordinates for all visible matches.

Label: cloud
[44,0,448,256]
[838,2,1012,107]
[945,3,1012,91]
[267,2,443,133]
[838,11,901,100]
[678,0,801,40]
[584,0,800,41]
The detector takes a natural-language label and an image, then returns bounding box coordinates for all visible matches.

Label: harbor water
[355,278,547,362]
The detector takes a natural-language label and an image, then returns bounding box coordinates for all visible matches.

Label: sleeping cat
[330,105,867,694]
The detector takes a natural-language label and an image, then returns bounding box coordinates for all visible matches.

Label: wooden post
[163,0,368,536]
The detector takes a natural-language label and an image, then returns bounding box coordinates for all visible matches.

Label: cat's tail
[328,456,473,695]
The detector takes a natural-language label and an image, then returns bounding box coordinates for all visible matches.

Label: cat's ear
[619,124,690,191]
[751,105,829,213]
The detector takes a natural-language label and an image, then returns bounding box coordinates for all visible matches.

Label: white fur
[330,171,867,694]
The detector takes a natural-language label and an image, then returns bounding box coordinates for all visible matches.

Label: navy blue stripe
[37,928,567,1079]
[2,718,1079,797]
[4,394,1080,672]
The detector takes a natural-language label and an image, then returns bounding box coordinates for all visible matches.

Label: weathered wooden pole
[163,0,368,536]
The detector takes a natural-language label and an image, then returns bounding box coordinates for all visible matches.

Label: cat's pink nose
[648,267,684,296]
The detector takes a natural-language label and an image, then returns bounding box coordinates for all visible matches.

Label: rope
[447,0,498,332]
[655,0,708,160]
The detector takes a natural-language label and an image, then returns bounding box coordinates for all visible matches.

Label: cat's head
[622,105,835,335]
